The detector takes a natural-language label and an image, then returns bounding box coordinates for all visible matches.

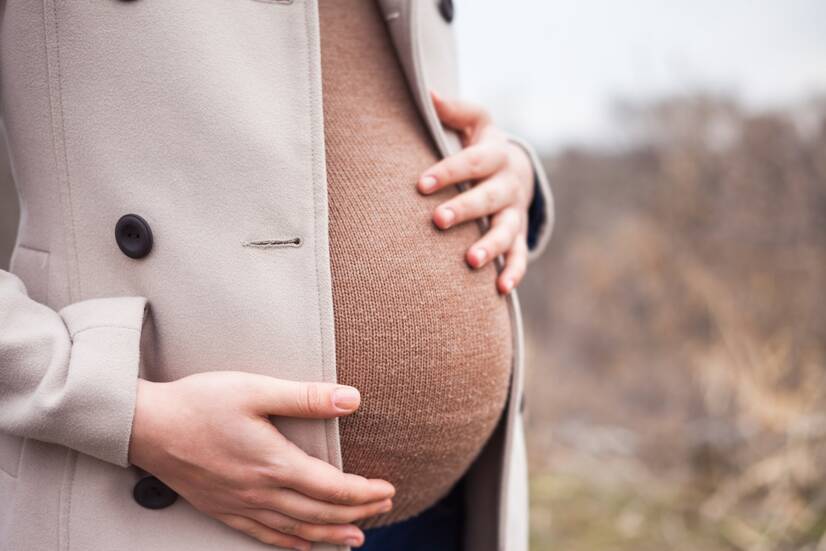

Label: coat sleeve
[0,270,147,467]
[508,135,554,261]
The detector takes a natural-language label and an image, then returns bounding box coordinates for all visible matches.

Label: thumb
[248,376,361,419]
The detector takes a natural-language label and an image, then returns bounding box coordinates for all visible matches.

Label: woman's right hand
[128,372,394,550]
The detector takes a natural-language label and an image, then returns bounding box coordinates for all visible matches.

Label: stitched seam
[60,448,77,551]
[50,0,81,301]
[43,4,80,548]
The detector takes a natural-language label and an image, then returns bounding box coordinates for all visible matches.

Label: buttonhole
[241,238,302,249]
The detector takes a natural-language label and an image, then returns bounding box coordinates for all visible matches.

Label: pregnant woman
[0,1,552,551]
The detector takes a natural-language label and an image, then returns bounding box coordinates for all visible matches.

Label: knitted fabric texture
[320,0,513,528]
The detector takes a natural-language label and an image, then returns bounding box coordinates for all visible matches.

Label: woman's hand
[418,91,536,294]
[129,374,394,550]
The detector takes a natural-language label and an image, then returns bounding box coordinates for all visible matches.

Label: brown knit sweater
[320,0,513,527]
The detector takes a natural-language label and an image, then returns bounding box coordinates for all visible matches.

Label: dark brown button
[133,475,177,509]
[438,0,454,23]
[115,214,153,259]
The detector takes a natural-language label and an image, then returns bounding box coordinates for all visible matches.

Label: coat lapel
[377,0,463,157]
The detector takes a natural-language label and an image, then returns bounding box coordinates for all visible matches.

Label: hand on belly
[419,91,537,294]
[128,372,395,550]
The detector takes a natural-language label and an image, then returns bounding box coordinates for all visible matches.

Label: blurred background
[455,1,826,550]
[1,1,825,550]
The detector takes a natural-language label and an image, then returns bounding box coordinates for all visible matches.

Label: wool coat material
[0,1,553,550]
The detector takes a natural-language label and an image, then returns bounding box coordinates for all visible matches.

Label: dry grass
[522,94,826,550]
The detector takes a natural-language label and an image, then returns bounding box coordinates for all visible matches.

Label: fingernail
[345,536,363,547]
[437,207,455,228]
[502,278,514,293]
[419,175,437,192]
[333,386,360,410]
[381,499,393,512]
[471,248,487,266]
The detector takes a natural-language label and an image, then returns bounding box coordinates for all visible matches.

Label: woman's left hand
[418,91,535,295]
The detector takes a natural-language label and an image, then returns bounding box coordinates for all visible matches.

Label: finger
[466,208,523,269]
[249,509,365,547]
[248,376,361,418]
[220,514,312,551]
[431,175,516,230]
[418,142,506,195]
[269,488,393,525]
[498,235,528,294]
[282,451,395,506]
[431,90,490,132]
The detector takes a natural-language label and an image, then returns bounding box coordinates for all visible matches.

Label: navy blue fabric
[358,481,464,551]
[526,176,546,251]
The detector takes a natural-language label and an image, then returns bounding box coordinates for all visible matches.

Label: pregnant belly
[330,192,513,528]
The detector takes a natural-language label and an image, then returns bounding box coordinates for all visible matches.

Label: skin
[128,94,535,549]
[129,374,394,550]
[419,91,536,295]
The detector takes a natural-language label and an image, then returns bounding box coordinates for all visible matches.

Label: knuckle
[330,485,355,504]
[238,488,269,508]
[443,162,460,183]
[292,523,319,540]
[490,240,510,257]
[265,466,288,486]
[492,146,508,167]
[318,506,351,524]
[301,383,324,415]
[482,186,501,211]
[505,208,523,228]
[493,231,512,252]
[247,528,271,544]
[249,531,267,544]
[277,520,301,536]
[264,533,290,547]
[466,150,486,178]
[232,469,259,490]
[256,460,290,486]
[310,508,336,524]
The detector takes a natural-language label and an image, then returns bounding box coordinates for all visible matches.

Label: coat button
[133,475,178,509]
[438,0,454,23]
[115,214,153,259]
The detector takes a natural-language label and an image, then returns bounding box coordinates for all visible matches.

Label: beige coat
[0,1,553,550]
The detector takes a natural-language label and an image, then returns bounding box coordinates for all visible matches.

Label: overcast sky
[455,0,826,152]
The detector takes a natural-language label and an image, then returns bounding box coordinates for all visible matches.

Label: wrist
[128,379,166,470]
